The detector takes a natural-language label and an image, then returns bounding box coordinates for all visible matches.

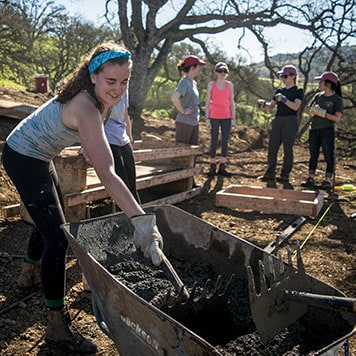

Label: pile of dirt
[0,86,355,354]
[0,85,51,107]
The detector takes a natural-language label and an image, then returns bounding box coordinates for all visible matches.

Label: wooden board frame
[215,185,324,218]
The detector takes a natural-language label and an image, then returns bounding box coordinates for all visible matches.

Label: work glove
[130,213,163,266]
[257,99,266,108]
[231,118,236,128]
[274,93,287,103]
[309,104,326,118]
[205,118,212,129]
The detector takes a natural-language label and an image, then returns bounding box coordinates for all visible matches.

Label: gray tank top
[6,97,81,162]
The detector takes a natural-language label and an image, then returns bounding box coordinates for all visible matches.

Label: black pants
[110,143,140,203]
[209,118,231,158]
[265,115,298,178]
[308,126,335,178]
[2,143,67,307]
[175,121,199,145]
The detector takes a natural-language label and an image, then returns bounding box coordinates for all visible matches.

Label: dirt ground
[0,86,355,355]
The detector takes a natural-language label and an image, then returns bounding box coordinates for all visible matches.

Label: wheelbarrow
[61,205,355,355]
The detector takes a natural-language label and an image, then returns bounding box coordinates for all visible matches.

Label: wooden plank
[215,185,324,218]
[141,187,202,208]
[86,164,184,187]
[65,166,202,207]
[61,145,201,161]
[137,166,201,189]
[134,146,201,161]
[2,203,20,218]
[53,151,89,194]
[222,185,318,200]
[0,99,37,120]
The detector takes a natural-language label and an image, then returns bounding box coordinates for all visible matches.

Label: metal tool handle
[161,254,190,299]
[283,290,356,313]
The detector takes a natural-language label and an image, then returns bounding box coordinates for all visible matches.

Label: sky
[57,0,314,64]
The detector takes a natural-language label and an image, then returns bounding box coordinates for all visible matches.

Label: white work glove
[257,99,266,108]
[310,104,326,118]
[130,213,163,266]
[231,118,236,128]
[205,118,212,129]
[275,93,287,103]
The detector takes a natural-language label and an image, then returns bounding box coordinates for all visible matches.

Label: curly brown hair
[56,42,132,112]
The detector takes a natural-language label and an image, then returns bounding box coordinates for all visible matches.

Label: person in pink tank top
[205,62,236,177]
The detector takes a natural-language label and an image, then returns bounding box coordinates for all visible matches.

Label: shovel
[247,242,356,342]
[160,252,190,299]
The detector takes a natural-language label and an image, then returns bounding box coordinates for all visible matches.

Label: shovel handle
[283,290,356,313]
[161,254,190,299]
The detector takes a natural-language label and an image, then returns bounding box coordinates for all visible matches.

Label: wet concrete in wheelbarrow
[75,220,351,355]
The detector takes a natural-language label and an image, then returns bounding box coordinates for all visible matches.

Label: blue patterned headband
[88,50,132,75]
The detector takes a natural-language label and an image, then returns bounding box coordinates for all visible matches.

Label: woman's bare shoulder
[62,92,99,129]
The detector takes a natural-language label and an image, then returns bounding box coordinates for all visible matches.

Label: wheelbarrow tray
[61,205,355,355]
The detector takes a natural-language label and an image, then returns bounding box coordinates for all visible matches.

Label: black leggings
[209,118,231,158]
[2,143,67,307]
[110,143,140,203]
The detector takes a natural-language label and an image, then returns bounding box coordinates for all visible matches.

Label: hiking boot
[277,176,289,183]
[217,163,232,177]
[301,177,315,188]
[319,180,332,190]
[259,174,275,182]
[45,307,97,354]
[17,261,41,291]
[207,163,216,177]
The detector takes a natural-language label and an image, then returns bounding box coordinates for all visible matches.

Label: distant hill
[252,45,356,80]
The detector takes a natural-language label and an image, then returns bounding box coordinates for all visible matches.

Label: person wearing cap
[171,55,206,145]
[257,64,304,183]
[205,62,236,177]
[301,71,343,190]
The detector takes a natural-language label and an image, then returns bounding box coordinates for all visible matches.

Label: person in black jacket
[257,65,304,183]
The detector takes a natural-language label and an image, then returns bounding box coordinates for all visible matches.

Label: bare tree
[0,0,114,89]
[0,0,65,86]
[248,1,355,110]
[105,0,355,120]
[104,0,306,117]
[36,15,116,90]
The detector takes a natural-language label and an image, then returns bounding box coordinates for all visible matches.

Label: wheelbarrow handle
[283,290,356,313]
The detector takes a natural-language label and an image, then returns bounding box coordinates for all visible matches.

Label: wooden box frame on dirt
[215,185,324,218]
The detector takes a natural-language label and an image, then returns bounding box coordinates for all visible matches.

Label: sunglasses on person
[281,74,293,79]
[216,69,228,73]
